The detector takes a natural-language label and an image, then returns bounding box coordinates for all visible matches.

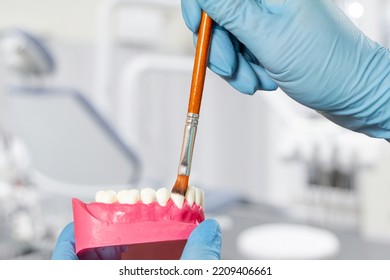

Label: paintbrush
[171,11,213,202]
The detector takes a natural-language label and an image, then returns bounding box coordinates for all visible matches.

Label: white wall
[337,0,388,45]
[0,0,104,43]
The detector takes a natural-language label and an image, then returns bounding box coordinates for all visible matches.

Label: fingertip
[197,219,222,234]
[57,222,75,243]
[225,53,260,95]
[190,219,222,242]
[251,63,279,91]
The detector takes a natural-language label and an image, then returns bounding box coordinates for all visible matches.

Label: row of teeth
[95,186,205,209]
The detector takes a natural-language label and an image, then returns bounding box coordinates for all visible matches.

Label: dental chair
[0,28,142,197]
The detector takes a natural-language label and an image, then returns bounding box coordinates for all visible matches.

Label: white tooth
[128,189,140,204]
[195,187,202,206]
[140,188,156,204]
[185,186,195,207]
[106,190,118,203]
[117,189,140,204]
[117,190,129,203]
[171,193,184,209]
[95,190,106,202]
[95,190,117,203]
[200,189,205,209]
[156,187,170,206]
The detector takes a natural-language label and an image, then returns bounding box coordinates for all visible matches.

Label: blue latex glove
[51,219,221,260]
[182,0,390,139]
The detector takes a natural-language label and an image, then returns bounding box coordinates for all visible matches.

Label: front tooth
[200,189,205,209]
[156,188,170,206]
[117,189,140,204]
[117,190,129,203]
[195,187,202,206]
[171,193,184,209]
[95,190,106,202]
[128,189,141,204]
[95,190,117,203]
[185,186,195,207]
[106,190,118,203]
[140,188,156,204]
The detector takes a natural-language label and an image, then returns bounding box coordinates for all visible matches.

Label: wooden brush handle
[188,11,213,114]
[175,12,212,180]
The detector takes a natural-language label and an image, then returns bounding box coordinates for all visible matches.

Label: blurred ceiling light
[347,2,365,19]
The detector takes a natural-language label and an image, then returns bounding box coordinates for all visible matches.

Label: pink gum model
[72,198,205,259]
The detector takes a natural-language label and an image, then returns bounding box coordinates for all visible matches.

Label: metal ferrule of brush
[178,113,199,176]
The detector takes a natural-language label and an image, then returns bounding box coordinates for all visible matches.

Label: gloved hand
[51,219,221,260]
[182,0,390,139]
[51,222,127,260]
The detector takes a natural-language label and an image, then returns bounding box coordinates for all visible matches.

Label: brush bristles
[171,175,189,196]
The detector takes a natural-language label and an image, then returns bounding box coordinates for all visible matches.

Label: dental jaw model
[72,186,205,260]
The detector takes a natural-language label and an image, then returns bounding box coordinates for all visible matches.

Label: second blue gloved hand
[182,0,390,139]
[180,219,221,260]
[51,219,221,260]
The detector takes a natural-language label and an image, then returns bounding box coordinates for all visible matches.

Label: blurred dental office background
[1,0,390,260]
